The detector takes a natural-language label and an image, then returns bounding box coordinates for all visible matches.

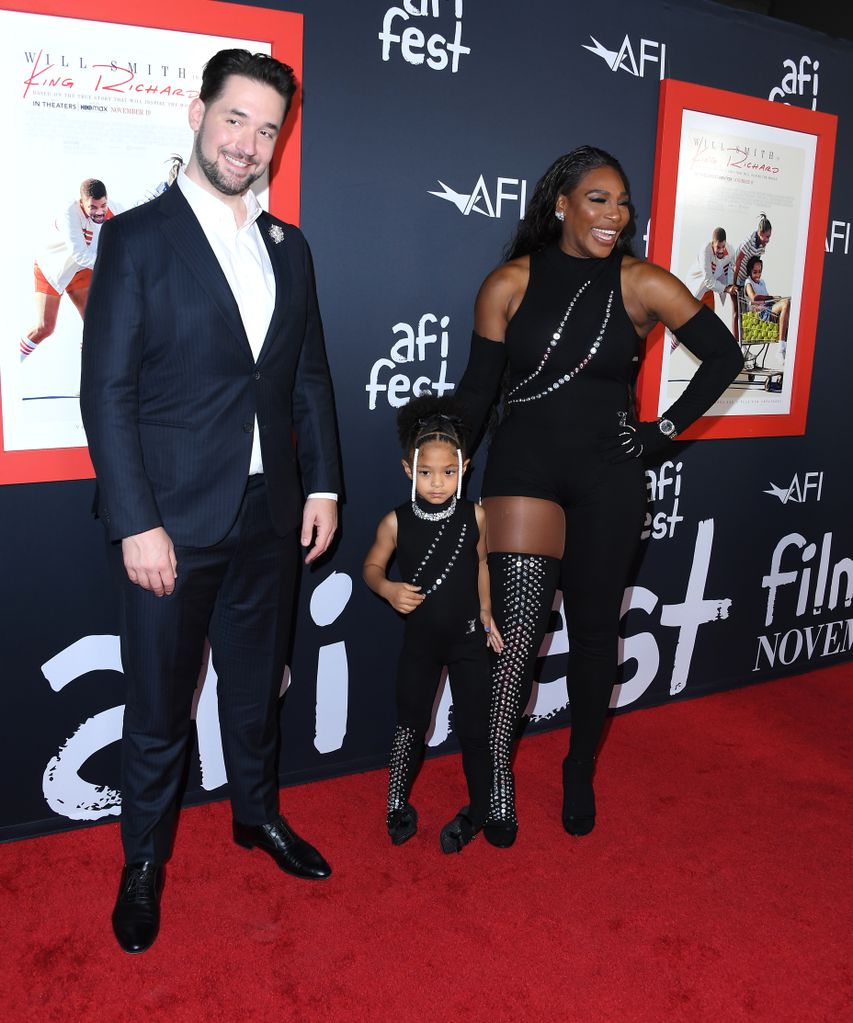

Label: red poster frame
[637,78,837,439]
[0,0,303,485]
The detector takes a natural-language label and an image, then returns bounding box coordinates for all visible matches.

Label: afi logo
[826,220,850,255]
[428,175,527,218]
[379,1,470,73]
[366,312,454,409]
[764,471,823,505]
[768,56,819,110]
[582,34,666,79]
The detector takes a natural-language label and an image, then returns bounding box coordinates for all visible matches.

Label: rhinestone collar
[411,494,457,522]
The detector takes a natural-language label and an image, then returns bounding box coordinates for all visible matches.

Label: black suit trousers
[111,475,299,863]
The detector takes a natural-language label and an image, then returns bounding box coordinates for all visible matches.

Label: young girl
[744,255,790,354]
[363,394,503,853]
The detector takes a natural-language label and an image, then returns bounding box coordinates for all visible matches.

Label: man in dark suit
[80,49,341,955]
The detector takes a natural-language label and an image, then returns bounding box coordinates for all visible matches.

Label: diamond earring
[555,210,565,222]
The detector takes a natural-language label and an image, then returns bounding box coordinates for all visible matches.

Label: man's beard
[194,129,263,197]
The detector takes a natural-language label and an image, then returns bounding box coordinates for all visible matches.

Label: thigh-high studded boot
[386,725,423,845]
[484,552,561,847]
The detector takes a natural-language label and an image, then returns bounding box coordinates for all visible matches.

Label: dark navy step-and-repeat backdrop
[2,0,851,841]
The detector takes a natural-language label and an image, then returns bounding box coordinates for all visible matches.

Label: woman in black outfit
[455,146,743,847]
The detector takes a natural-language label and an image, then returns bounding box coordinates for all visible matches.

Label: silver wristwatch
[658,417,677,438]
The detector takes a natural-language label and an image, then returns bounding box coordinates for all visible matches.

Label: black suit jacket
[80,184,341,547]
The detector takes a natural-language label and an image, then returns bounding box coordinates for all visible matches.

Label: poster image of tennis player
[0,0,302,484]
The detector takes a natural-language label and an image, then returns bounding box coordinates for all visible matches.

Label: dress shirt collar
[176,168,263,232]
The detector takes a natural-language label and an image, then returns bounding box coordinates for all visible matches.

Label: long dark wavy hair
[504,145,636,261]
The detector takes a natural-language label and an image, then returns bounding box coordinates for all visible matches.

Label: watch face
[659,418,676,437]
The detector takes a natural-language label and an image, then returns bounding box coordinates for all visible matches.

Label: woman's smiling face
[555,165,630,259]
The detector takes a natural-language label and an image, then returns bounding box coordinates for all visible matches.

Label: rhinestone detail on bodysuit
[507,286,613,406]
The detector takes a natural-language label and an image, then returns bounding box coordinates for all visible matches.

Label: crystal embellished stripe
[487,554,550,825]
[507,280,590,399]
[387,724,418,817]
[507,287,614,406]
[410,522,468,597]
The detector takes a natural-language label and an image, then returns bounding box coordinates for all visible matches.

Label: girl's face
[750,261,763,283]
[403,440,469,504]
[555,165,630,259]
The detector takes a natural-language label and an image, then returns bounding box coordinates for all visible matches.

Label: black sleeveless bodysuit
[394,497,482,643]
[482,244,643,504]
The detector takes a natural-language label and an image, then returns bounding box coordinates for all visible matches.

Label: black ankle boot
[387,803,418,845]
[562,756,596,836]
[439,806,480,854]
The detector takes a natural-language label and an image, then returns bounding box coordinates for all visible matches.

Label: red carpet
[4,663,852,1022]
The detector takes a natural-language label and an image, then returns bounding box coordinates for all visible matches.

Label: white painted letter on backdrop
[311,572,353,754]
[41,635,123,820]
[660,519,732,695]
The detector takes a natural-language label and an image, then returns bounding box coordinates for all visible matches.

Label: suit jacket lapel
[256,211,292,365]
[156,185,252,359]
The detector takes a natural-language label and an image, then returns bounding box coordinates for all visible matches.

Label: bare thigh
[481,496,565,559]
[68,287,89,319]
[28,292,60,339]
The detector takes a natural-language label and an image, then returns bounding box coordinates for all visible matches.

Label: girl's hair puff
[396,392,470,461]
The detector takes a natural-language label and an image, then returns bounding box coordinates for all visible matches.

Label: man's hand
[302,498,338,564]
[121,526,177,596]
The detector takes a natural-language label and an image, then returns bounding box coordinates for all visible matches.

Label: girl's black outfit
[386,496,491,831]
[456,243,743,836]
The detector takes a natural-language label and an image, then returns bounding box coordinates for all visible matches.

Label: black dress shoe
[439,806,479,854]
[233,816,331,879]
[112,861,164,954]
[483,819,517,848]
[387,803,418,845]
[562,755,596,836]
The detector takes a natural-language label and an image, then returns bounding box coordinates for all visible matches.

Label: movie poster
[0,1,301,483]
[663,110,815,416]
[640,80,835,439]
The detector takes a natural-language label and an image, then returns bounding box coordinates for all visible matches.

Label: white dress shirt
[176,171,335,499]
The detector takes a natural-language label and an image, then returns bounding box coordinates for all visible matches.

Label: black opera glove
[600,304,742,464]
[599,412,676,463]
[453,331,507,449]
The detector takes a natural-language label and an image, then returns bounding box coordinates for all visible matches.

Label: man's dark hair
[199,49,296,109]
[80,178,107,201]
[712,227,726,243]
